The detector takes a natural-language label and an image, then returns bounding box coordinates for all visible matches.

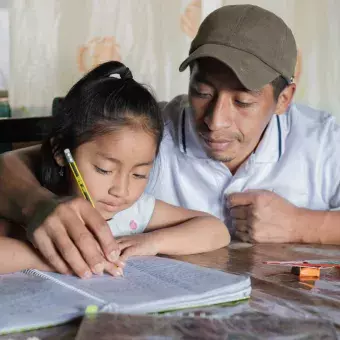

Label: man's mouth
[199,134,235,151]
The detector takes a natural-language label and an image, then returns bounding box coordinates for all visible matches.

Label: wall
[8,0,340,120]
[0,0,9,90]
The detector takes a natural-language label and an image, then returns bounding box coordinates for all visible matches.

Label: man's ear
[275,83,296,115]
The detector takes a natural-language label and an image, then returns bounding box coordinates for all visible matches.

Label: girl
[0,62,230,277]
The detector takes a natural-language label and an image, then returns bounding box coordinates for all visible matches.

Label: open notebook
[0,256,251,334]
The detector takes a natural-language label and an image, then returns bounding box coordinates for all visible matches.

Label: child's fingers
[97,243,126,268]
[118,241,133,252]
[95,240,127,267]
[116,237,129,243]
[112,259,126,268]
[120,245,139,262]
[104,262,124,277]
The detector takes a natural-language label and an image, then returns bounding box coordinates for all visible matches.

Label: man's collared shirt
[147,95,340,231]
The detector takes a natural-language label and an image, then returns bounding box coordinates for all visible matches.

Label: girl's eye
[94,165,112,175]
[133,174,147,179]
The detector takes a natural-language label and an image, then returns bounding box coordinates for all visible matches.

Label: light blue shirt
[147,95,340,231]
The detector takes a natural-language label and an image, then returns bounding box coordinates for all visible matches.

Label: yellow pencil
[64,148,95,207]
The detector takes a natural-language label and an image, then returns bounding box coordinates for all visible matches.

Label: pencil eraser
[291,266,320,277]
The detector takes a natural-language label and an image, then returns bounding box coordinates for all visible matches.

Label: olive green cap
[179,5,297,90]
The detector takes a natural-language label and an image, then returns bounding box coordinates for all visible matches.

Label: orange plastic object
[291,266,320,277]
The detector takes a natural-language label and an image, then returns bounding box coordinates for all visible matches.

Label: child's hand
[117,233,159,261]
[103,259,125,277]
[93,240,125,277]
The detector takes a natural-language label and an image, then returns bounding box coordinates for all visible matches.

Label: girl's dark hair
[39,61,163,194]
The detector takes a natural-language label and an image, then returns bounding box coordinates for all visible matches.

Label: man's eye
[191,87,212,98]
[235,100,252,108]
[133,174,147,179]
[94,165,112,175]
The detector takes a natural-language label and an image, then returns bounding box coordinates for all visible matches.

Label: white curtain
[9,0,340,121]
[0,4,9,90]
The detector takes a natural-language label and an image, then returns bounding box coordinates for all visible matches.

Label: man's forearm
[0,147,54,224]
[298,209,340,244]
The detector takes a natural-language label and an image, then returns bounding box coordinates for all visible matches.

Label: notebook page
[0,272,102,334]
[121,285,251,314]
[44,256,250,311]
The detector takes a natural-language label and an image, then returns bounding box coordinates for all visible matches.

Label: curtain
[0,4,9,91]
[9,0,340,121]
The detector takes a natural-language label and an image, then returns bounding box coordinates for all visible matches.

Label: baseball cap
[179,5,297,90]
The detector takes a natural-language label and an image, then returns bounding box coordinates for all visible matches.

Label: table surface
[2,243,340,339]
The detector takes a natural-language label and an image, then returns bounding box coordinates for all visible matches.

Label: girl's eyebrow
[97,152,154,167]
[97,152,120,164]
[135,161,154,167]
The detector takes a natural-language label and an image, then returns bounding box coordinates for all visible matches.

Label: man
[1,5,339,279]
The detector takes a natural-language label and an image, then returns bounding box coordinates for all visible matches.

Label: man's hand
[29,197,120,278]
[117,233,159,261]
[227,190,303,243]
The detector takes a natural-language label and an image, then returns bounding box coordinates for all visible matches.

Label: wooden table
[177,243,340,324]
[2,243,340,339]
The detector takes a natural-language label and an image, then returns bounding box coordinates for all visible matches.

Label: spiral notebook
[0,256,251,334]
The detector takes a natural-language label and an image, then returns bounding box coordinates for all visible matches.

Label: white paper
[42,256,251,311]
[0,256,251,333]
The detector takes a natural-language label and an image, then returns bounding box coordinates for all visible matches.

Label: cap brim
[179,44,280,90]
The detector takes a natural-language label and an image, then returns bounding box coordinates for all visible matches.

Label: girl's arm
[0,237,54,274]
[117,200,230,259]
[0,218,13,236]
[146,200,230,254]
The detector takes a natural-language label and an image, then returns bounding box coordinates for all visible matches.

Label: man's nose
[204,93,233,131]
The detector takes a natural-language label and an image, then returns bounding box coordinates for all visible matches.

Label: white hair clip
[109,73,121,79]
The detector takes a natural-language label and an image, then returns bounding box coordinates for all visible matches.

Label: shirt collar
[254,114,284,163]
[179,107,209,159]
[179,106,289,163]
